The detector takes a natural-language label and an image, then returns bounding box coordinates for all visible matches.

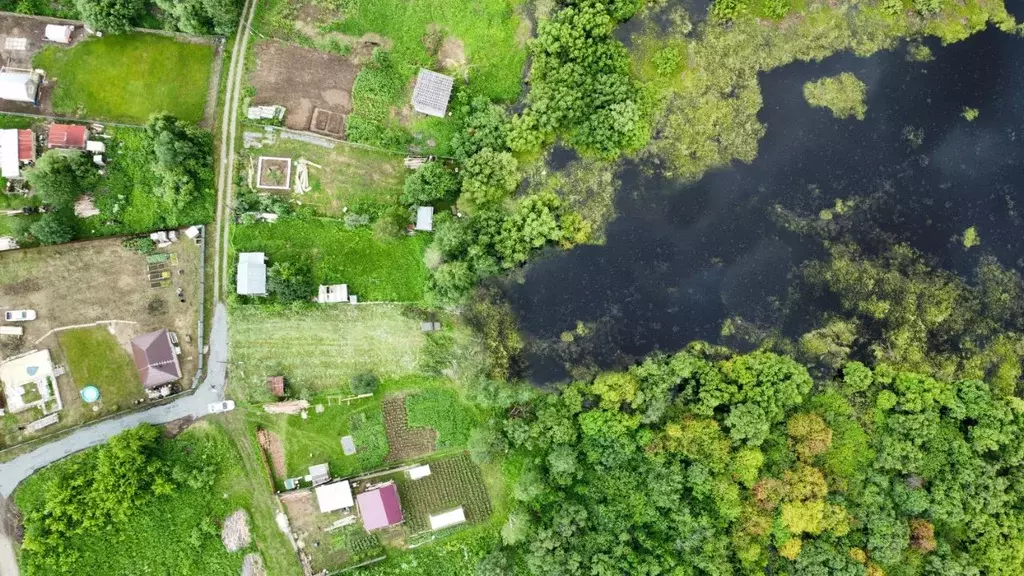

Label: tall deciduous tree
[74,0,144,34]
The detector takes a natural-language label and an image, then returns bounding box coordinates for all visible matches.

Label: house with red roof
[356,482,404,532]
[47,123,89,150]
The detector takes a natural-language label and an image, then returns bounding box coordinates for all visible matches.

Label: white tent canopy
[315,481,354,513]
[44,25,73,43]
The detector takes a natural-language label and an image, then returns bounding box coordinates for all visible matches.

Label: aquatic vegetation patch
[803,72,868,120]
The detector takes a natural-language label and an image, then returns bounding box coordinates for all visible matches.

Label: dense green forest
[471,348,1024,575]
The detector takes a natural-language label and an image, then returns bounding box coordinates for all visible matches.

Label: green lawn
[57,326,144,411]
[231,219,430,302]
[14,423,275,576]
[34,34,214,124]
[229,304,429,402]
[252,139,406,217]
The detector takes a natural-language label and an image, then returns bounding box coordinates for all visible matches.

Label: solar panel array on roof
[411,69,454,118]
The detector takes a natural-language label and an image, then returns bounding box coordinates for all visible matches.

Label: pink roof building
[356,482,403,532]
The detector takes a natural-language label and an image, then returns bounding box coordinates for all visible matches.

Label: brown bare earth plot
[382,395,437,462]
[250,41,358,133]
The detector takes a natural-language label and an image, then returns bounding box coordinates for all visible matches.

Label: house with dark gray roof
[411,69,454,118]
[130,329,182,390]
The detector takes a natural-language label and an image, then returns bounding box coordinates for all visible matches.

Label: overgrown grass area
[231,219,430,302]
[250,139,406,217]
[79,127,215,237]
[57,326,144,416]
[34,34,214,124]
[14,423,274,576]
[406,388,475,449]
[228,305,429,402]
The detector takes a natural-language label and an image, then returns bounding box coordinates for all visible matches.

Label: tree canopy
[74,0,144,34]
[144,113,214,216]
[26,150,98,208]
[479,347,1024,575]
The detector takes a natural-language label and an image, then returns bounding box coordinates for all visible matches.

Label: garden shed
[411,69,454,117]
[415,206,434,232]
[130,329,182,389]
[0,69,41,104]
[357,482,403,532]
[237,252,267,296]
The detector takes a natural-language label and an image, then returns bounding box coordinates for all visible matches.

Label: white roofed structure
[317,284,348,303]
[0,69,41,104]
[429,507,466,531]
[315,480,354,513]
[415,206,434,232]
[236,252,267,296]
[408,465,431,480]
[411,69,454,118]
[44,25,74,44]
[0,129,19,178]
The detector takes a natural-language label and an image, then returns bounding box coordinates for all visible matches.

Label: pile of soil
[221,509,252,552]
[241,553,266,576]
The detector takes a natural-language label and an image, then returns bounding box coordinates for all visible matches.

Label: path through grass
[34,34,213,124]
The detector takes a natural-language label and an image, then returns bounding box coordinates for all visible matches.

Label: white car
[207,400,236,414]
[4,309,36,322]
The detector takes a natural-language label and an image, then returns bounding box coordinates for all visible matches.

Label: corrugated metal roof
[315,481,354,513]
[237,252,267,296]
[130,329,182,389]
[415,206,434,231]
[411,69,454,118]
[357,483,403,531]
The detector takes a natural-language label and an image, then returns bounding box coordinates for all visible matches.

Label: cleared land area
[34,34,214,123]
[231,220,430,302]
[249,138,405,216]
[229,305,427,402]
[249,41,358,132]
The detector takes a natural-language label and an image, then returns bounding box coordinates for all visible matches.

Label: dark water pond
[504,24,1024,384]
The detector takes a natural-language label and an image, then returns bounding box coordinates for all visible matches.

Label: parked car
[207,400,235,414]
[4,309,36,321]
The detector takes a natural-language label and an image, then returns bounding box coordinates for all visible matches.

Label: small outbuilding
[411,69,454,118]
[47,124,89,149]
[44,25,74,44]
[408,465,431,480]
[316,284,348,304]
[357,482,403,532]
[315,480,354,513]
[414,206,434,232]
[267,375,285,398]
[308,463,331,486]
[0,130,21,178]
[130,329,182,390]
[0,69,42,104]
[236,252,267,296]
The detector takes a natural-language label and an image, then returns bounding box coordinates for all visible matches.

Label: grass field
[250,139,405,217]
[34,34,214,124]
[231,219,430,302]
[14,422,283,576]
[57,326,144,417]
[229,305,428,402]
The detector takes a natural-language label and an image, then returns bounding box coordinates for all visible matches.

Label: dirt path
[0,496,21,576]
[200,39,227,130]
[214,0,259,303]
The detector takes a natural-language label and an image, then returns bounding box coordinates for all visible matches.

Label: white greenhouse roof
[429,507,466,531]
[0,129,19,178]
[408,465,431,480]
[415,206,434,231]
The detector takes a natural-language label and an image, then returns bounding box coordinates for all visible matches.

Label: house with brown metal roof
[47,124,89,150]
[357,482,403,532]
[130,329,182,390]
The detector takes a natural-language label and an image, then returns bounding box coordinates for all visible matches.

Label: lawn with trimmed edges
[231,219,430,302]
[34,34,213,124]
[57,326,145,412]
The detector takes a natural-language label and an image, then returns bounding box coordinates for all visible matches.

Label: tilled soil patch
[382,395,437,462]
